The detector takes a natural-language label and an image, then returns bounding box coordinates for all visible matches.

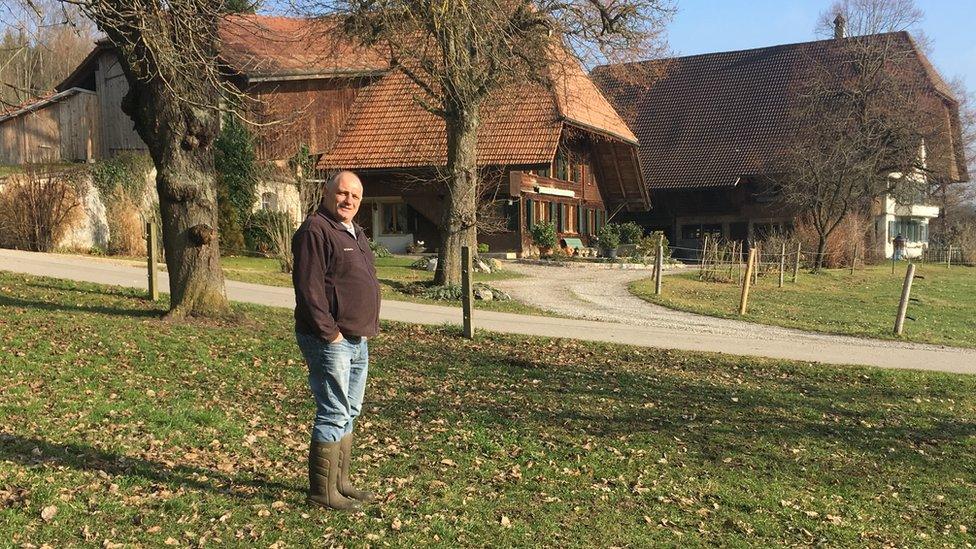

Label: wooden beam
[610,142,628,205]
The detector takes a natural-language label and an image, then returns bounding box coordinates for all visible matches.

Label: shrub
[530,220,557,250]
[634,231,670,261]
[596,223,621,250]
[215,116,258,253]
[793,214,869,269]
[105,187,146,256]
[90,152,153,202]
[369,239,392,258]
[244,210,292,255]
[618,221,644,245]
[0,167,83,252]
[477,242,490,254]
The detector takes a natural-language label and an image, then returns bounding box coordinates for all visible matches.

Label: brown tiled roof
[320,54,635,169]
[218,15,388,79]
[593,31,967,190]
[549,49,637,144]
[319,71,562,168]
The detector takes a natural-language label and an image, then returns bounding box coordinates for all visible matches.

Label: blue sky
[666,0,976,90]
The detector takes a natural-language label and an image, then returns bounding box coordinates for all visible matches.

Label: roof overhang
[0,88,94,123]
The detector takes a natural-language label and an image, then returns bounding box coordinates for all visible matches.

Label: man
[292,171,381,511]
[893,233,906,261]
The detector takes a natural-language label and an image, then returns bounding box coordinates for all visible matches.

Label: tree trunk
[434,103,480,287]
[121,70,230,319]
[814,233,828,272]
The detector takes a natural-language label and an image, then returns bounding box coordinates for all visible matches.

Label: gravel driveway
[493,261,972,352]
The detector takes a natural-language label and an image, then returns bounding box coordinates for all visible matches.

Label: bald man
[292,171,380,510]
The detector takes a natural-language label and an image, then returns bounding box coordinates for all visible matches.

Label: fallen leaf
[500,516,511,528]
[41,505,57,522]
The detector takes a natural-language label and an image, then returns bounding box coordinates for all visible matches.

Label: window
[382,203,409,234]
[532,200,552,224]
[554,150,569,181]
[563,204,578,233]
[261,192,278,211]
[888,217,928,243]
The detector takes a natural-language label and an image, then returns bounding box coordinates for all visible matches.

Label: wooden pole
[947,245,953,269]
[792,241,801,283]
[850,242,858,275]
[461,246,474,339]
[779,242,786,288]
[655,235,663,295]
[728,241,736,280]
[893,263,916,336]
[147,222,159,301]
[699,234,709,279]
[739,249,757,315]
[753,243,760,285]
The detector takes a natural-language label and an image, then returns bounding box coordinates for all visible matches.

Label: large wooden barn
[593,30,969,259]
[48,14,644,255]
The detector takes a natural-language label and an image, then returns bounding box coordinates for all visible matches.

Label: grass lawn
[631,263,976,348]
[0,164,24,178]
[2,271,976,546]
[220,255,547,316]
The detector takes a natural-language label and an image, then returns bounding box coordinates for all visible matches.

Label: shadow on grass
[0,293,161,318]
[0,434,295,501]
[374,340,976,481]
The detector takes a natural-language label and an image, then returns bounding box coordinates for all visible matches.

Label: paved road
[2,248,975,374]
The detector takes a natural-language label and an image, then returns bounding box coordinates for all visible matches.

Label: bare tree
[39,0,257,318]
[297,0,673,286]
[0,0,96,107]
[780,0,948,270]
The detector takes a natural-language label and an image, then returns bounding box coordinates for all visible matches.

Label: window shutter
[549,202,556,225]
[525,199,533,229]
[577,206,584,234]
[559,204,567,232]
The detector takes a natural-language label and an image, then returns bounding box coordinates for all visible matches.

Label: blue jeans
[295,332,369,443]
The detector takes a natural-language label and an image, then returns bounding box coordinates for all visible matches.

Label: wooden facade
[0,89,98,165]
[347,132,617,256]
[245,76,376,161]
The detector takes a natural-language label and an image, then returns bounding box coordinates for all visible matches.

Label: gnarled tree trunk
[120,68,229,319]
[434,103,480,287]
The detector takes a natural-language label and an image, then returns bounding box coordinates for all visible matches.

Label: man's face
[326,173,363,223]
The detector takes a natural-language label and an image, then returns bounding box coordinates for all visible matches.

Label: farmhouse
[594,28,969,260]
[318,60,645,254]
[35,15,643,255]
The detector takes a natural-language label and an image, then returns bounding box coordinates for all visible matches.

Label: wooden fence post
[792,241,801,283]
[894,263,916,336]
[699,234,709,279]
[655,235,664,295]
[739,248,757,315]
[779,242,786,288]
[461,246,474,339]
[147,222,159,301]
[753,243,760,286]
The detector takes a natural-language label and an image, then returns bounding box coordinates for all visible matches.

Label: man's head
[323,171,363,224]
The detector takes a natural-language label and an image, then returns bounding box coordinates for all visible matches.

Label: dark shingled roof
[593,31,968,190]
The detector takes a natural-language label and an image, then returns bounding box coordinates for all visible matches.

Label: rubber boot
[308,441,361,511]
[338,433,377,503]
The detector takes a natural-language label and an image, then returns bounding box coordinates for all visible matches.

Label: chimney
[833,13,847,39]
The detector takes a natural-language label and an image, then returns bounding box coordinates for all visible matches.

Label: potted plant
[597,223,621,259]
[530,221,557,257]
